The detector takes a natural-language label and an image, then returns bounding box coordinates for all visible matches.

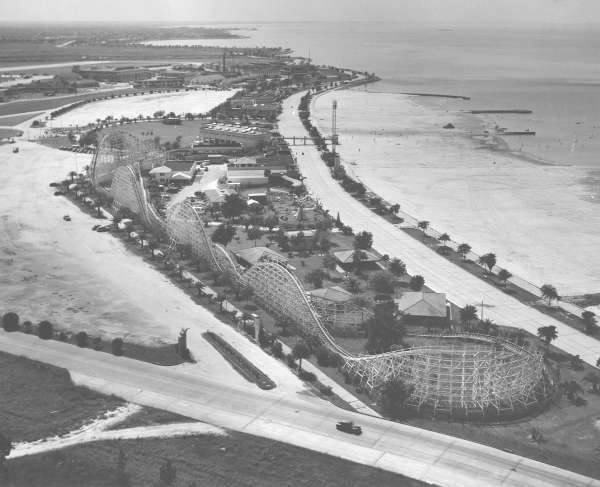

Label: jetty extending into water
[400,92,470,100]
[469,109,532,114]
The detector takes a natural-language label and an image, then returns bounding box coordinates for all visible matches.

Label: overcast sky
[1,0,599,25]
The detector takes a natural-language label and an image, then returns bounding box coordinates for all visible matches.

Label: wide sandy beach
[313,89,600,296]
[51,89,237,127]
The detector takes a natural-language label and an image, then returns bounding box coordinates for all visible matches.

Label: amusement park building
[197,122,269,150]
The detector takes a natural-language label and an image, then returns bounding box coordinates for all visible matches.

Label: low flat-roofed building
[395,292,448,323]
[170,171,193,185]
[234,246,288,267]
[197,121,269,150]
[227,156,257,168]
[73,65,152,83]
[246,192,268,204]
[227,169,268,188]
[165,161,197,173]
[284,229,315,238]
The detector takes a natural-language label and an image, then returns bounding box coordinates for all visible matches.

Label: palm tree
[438,233,451,247]
[460,305,478,329]
[68,170,78,183]
[540,284,559,305]
[498,269,512,286]
[478,318,497,335]
[457,243,471,260]
[570,354,584,370]
[478,253,497,273]
[247,226,263,246]
[417,220,429,239]
[537,325,558,348]
[292,340,311,373]
[389,258,406,277]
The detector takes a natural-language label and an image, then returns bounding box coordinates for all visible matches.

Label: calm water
[149,21,600,167]
[148,22,600,293]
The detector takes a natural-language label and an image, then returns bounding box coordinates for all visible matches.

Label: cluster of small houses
[232,246,450,328]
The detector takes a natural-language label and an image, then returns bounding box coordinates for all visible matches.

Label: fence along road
[278,91,600,366]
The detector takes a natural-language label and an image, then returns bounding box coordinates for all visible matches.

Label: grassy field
[6,433,434,487]
[0,351,123,443]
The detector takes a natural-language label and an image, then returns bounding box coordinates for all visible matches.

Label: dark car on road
[336,421,362,435]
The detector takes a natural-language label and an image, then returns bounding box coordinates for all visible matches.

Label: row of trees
[2,312,126,355]
[419,224,564,308]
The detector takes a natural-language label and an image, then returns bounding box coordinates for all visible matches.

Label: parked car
[54,190,64,196]
[63,215,71,221]
[336,421,362,435]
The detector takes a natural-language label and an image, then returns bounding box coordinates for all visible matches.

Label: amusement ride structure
[90,131,553,420]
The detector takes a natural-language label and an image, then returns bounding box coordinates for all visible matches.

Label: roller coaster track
[160,200,549,416]
[95,136,551,419]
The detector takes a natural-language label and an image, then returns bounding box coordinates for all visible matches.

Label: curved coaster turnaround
[93,147,552,419]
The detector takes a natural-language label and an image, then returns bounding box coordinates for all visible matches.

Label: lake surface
[149,22,600,295]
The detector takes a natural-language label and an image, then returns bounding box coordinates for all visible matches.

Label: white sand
[52,89,237,127]
[0,140,307,394]
[8,402,225,459]
[313,89,600,296]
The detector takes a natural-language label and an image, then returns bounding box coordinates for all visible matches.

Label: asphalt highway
[1,332,598,487]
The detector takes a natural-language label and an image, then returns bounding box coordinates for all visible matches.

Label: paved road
[1,332,598,487]
[278,91,600,366]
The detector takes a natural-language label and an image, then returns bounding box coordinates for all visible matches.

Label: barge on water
[469,109,532,114]
[497,128,536,136]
